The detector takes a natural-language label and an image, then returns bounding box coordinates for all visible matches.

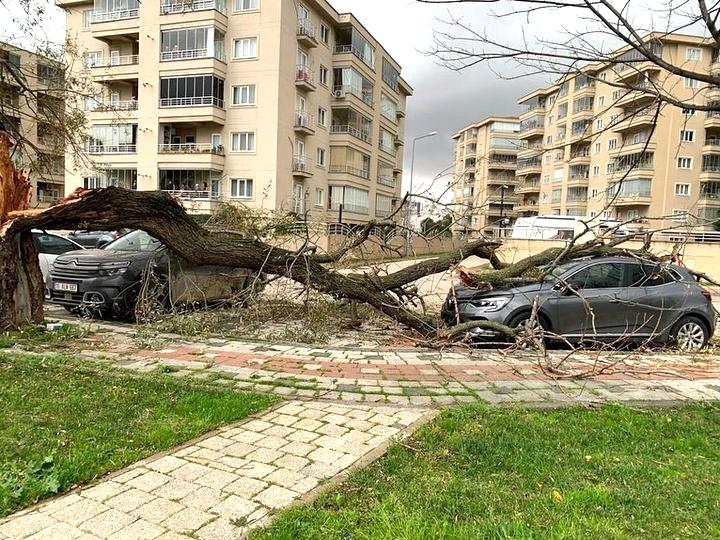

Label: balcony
[295,65,316,91]
[297,18,318,48]
[612,194,652,207]
[161,0,226,14]
[517,145,542,159]
[569,148,591,165]
[90,8,140,39]
[701,164,720,181]
[162,190,221,213]
[87,100,139,122]
[292,156,314,178]
[87,144,136,154]
[706,110,720,129]
[614,62,661,83]
[515,181,541,194]
[377,174,396,188]
[612,109,657,132]
[91,55,139,82]
[330,124,372,145]
[333,85,373,108]
[571,106,594,121]
[396,109,406,119]
[516,159,542,174]
[567,175,589,188]
[616,86,656,108]
[160,47,225,64]
[158,143,225,168]
[487,176,519,186]
[378,141,395,156]
[487,157,516,170]
[703,138,720,154]
[515,202,539,214]
[518,118,544,139]
[329,164,370,179]
[294,111,315,135]
[610,139,657,156]
[158,96,226,124]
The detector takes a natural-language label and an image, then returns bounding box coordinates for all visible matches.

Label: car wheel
[671,316,709,351]
[508,312,548,346]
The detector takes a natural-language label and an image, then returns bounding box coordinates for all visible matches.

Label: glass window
[316,147,326,167]
[230,178,253,198]
[231,132,255,152]
[32,233,78,255]
[317,107,327,127]
[315,187,324,206]
[566,263,626,290]
[319,65,328,86]
[82,9,93,28]
[686,47,702,61]
[380,94,397,122]
[675,183,690,196]
[233,37,258,59]
[232,84,256,105]
[320,24,330,44]
[382,59,399,91]
[234,0,258,11]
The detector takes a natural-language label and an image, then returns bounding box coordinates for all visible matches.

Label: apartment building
[451,117,521,235]
[515,33,720,229]
[58,0,411,223]
[0,42,66,207]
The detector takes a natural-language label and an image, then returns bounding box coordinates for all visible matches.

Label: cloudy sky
[2,0,688,196]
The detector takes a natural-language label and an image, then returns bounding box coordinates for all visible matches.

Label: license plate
[54,282,78,293]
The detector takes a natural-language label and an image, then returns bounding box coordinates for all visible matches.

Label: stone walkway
[0,401,431,540]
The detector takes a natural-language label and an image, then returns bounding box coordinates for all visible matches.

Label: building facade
[516,34,720,229]
[451,117,521,236]
[0,42,66,207]
[58,0,411,222]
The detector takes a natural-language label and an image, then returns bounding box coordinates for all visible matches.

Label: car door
[33,233,83,283]
[548,261,631,338]
[625,263,687,337]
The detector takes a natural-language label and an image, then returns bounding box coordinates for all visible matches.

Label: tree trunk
[0,132,43,328]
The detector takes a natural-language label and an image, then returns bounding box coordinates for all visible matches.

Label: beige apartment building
[515,33,720,230]
[0,42,66,207]
[451,117,521,235]
[57,0,411,223]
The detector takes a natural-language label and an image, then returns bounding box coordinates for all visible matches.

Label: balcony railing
[297,18,317,40]
[296,65,315,87]
[158,143,224,155]
[91,8,139,23]
[162,189,220,200]
[160,0,226,14]
[378,174,395,187]
[92,55,139,68]
[294,111,314,130]
[293,155,313,174]
[330,124,371,143]
[378,142,395,154]
[90,100,138,112]
[87,144,137,154]
[329,164,370,179]
[159,96,224,108]
[333,45,374,69]
[160,48,225,62]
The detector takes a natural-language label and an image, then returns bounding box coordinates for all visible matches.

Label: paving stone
[179,487,225,511]
[26,522,84,540]
[125,471,172,492]
[294,418,323,432]
[194,469,238,490]
[81,482,128,503]
[316,423,348,437]
[238,461,276,479]
[211,495,257,519]
[160,507,213,532]
[105,488,156,512]
[255,436,287,450]
[153,479,198,501]
[274,454,310,472]
[51,498,110,527]
[146,456,186,475]
[0,513,57,538]
[169,463,213,483]
[195,518,245,540]
[224,477,269,499]
[79,508,136,537]
[264,469,306,489]
[286,429,320,443]
[307,447,345,465]
[106,518,166,540]
[254,486,297,509]
[229,430,264,445]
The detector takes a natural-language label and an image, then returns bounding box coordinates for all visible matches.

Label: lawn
[0,352,275,517]
[253,404,720,540]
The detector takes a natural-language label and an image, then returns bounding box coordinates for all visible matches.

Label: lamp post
[404,130,437,256]
[499,184,509,237]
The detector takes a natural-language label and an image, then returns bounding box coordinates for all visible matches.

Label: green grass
[0,324,87,349]
[253,404,720,540]
[0,353,275,517]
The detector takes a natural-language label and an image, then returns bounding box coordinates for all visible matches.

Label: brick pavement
[0,401,430,540]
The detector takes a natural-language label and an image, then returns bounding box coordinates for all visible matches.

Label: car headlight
[469,296,512,312]
[97,261,131,276]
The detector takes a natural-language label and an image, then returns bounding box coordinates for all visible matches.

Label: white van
[511,216,629,241]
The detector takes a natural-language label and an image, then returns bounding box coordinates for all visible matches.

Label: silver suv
[442,256,717,350]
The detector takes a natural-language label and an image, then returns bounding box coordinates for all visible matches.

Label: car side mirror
[555,282,578,296]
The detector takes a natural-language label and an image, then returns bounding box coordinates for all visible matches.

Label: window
[596,118,604,130]
[600,73,607,81]
[544,154,551,164]
[380,94,397,122]
[677,156,693,169]
[608,139,617,150]
[592,165,600,177]
[684,77,699,89]
[83,51,102,68]
[628,264,678,287]
[234,0,258,11]
[319,65,328,86]
[83,94,101,111]
[233,37,258,59]
[546,135,553,145]
[159,74,225,107]
[315,188,324,207]
[316,147,326,167]
[231,132,255,152]
[675,183,690,196]
[602,211,612,219]
[591,188,598,197]
[547,115,554,125]
[598,96,605,107]
[682,108,696,116]
[673,209,688,222]
[82,9,93,29]
[381,59,399,91]
[680,130,695,142]
[594,142,601,154]
[543,174,550,184]
[329,185,369,214]
[232,84,256,105]
[320,24,330,44]
[317,107,327,127]
[230,178,253,198]
[33,233,78,256]
[566,263,626,290]
[611,89,621,101]
[606,163,615,174]
[686,47,702,61]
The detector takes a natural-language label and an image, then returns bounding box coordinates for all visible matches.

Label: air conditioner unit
[333,90,346,98]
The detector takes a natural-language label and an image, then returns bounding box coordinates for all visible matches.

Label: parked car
[442,256,716,350]
[66,229,131,249]
[32,230,85,282]
[47,230,257,318]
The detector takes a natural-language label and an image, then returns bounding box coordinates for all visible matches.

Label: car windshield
[104,230,162,252]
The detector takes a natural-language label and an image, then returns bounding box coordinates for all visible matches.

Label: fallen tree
[0,131,688,336]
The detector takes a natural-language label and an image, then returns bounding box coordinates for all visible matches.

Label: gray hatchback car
[442,256,717,350]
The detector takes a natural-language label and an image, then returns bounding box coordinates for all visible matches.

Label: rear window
[628,263,679,287]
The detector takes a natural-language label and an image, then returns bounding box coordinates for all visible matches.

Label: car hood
[55,248,157,264]
[451,279,553,301]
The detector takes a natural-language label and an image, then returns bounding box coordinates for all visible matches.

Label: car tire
[507,311,548,345]
[670,316,709,351]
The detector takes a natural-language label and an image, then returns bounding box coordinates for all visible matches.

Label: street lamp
[404,131,438,256]
[499,184,509,237]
